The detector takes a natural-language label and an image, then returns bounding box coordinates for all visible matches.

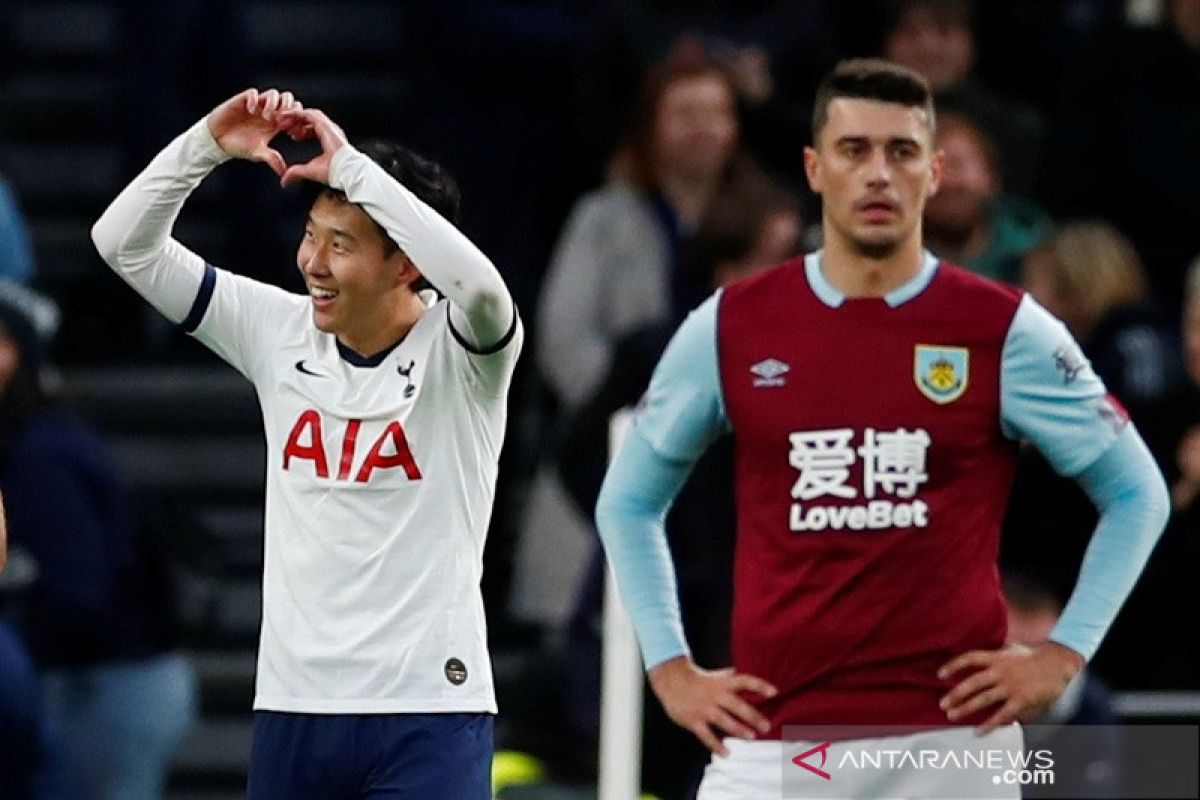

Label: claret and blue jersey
[598,250,1168,731]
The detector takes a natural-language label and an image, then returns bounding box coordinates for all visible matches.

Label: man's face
[923,121,996,239]
[804,98,941,257]
[654,74,739,183]
[296,194,409,338]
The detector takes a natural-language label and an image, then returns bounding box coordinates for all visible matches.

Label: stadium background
[1,1,1197,797]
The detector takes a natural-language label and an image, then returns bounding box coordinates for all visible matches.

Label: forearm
[595,429,693,670]
[91,118,226,322]
[328,146,513,346]
[1051,426,1171,660]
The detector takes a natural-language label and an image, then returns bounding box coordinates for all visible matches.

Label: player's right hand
[207,88,303,178]
[648,656,778,756]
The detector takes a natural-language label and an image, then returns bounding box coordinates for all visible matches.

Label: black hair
[300,140,462,257]
[812,58,935,143]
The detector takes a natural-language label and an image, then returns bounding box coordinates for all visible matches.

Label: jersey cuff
[447,302,519,355]
[179,262,217,334]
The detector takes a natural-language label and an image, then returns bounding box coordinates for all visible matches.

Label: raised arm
[91,88,302,321]
[278,107,514,351]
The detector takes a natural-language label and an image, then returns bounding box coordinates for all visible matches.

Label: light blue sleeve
[1049,426,1170,660]
[1000,295,1124,476]
[1001,294,1170,660]
[594,292,730,669]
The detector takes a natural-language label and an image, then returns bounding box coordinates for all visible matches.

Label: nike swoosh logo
[294,360,328,378]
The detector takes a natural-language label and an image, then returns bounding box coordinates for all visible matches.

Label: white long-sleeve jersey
[93,119,522,713]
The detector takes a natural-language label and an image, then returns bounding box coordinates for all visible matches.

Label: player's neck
[336,292,425,358]
[820,228,926,299]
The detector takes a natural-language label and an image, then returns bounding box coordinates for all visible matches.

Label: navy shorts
[245,711,493,799]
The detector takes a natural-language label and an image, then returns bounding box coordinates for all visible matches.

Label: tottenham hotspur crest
[914,345,968,404]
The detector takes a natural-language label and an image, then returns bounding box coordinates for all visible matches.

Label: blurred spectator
[539,38,757,409]
[923,111,1051,284]
[554,177,801,799]
[880,0,1046,193]
[0,617,46,799]
[1,489,49,800]
[572,1,838,195]
[513,39,768,628]
[0,282,196,800]
[1170,256,1200,513]
[1004,572,1122,799]
[1042,0,1200,308]
[1022,222,1186,461]
[0,176,34,285]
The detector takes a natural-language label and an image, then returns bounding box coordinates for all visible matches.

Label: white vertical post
[598,408,643,800]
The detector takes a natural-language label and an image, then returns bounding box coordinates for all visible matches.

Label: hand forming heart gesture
[206,88,347,187]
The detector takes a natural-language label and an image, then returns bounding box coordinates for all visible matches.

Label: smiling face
[296,193,414,347]
[804,97,941,259]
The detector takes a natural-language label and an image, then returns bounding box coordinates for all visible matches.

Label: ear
[395,254,423,289]
[803,146,822,194]
[926,147,945,199]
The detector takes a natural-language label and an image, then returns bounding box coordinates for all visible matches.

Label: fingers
[280,162,318,187]
[689,721,729,757]
[732,673,779,700]
[944,682,1006,722]
[977,700,1020,735]
[721,693,772,735]
[253,147,287,179]
[710,705,768,743]
[277,107,348,152]
[940,665,996,709]
[938,649,992,680]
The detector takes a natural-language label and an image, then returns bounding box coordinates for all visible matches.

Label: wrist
[1043,640,1085,677]
[196,117,234,165]
[648,655,692,691]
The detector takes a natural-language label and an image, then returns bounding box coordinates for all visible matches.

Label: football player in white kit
[93,88,522,798]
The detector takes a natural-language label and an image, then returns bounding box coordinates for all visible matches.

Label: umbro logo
[294,360,328,378]
[751,358,789,388]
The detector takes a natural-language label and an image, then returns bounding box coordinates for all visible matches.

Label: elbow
[1148,471,1172,535]
[91,214,122,266]
[594,475,626,551]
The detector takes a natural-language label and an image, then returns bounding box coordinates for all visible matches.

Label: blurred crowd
[2,0,1199,797]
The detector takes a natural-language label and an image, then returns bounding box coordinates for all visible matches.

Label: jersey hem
[253,696,499,714]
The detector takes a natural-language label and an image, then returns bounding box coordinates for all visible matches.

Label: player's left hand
[275,107,349,187]
[937,641,1084,733]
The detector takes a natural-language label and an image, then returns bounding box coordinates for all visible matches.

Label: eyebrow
[834,135,922,147]
[305,215,360,241]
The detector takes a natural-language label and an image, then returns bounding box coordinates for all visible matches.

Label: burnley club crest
[914,345,968,404]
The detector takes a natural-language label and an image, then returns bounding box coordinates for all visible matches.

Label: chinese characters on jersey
[789,427,931,531]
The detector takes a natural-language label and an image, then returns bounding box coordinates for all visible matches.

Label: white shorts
[697,724,1025,800]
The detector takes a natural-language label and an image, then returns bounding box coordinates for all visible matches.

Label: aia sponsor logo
[282,409,422,482]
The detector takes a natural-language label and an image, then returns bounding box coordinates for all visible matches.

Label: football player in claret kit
[93,88,521,798]
[596,59,1170,798]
